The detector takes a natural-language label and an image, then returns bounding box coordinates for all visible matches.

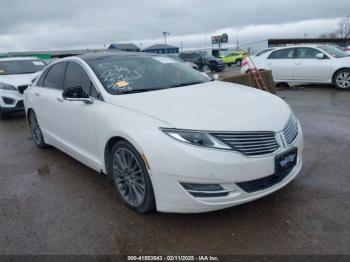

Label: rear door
[293,47,333,81]
[266,48,296,81]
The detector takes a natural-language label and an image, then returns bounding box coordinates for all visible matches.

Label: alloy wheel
[336,72,350,89]
[112,148,146,207]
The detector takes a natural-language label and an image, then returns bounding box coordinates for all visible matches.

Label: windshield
[88,55,210,95]
[0,59,46,75]
[318,46,348,58]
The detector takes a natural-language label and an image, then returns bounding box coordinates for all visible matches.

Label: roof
[0,56,41,62]
[143,44,179,50]
[109,43,140,50]
[268,38,350,45]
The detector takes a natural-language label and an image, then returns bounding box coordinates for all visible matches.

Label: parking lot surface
[0,86,349,255]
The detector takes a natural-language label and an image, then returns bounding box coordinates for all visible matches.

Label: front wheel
[0,107,8,121]
[110,141,155,213]
[334,69,350,89]
[28,111,48,148]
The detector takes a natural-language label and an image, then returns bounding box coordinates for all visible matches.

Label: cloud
[0,0,348,52]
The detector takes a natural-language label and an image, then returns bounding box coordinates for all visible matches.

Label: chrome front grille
[283,117,298,145]
[210,132,280,157]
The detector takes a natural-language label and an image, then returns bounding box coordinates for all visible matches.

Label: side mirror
[62,86,93,104]
[316,53,325,59]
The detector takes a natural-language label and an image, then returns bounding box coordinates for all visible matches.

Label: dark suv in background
[179,51,226,72]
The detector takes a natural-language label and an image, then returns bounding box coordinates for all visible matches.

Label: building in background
[108,43,140,52]
[142,44,179,54]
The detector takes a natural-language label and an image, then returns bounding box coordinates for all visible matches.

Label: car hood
[108,81,291,132]
[0,72,40,87]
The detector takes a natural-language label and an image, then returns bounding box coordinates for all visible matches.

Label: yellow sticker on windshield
[115,81,129,88]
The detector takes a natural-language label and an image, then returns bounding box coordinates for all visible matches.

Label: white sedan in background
[24,52,303,213]
[241,45,350,89]
[0,57,46,119]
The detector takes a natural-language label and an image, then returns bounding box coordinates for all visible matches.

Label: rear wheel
[28,111,47,148]
[110,141,155,213]
[334,69,350,89]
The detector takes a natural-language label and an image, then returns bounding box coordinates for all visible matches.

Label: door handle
[34,92,40,97]
[57,97,64,103]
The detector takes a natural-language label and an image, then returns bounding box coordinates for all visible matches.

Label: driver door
[53,61,103,169]
[293,47,333,81]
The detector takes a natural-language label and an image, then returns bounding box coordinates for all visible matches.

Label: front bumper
[0,91,24,113]
[149,128,303,213]
[210,63,226,72]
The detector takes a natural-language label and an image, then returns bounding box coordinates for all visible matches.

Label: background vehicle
[253,48,276,57]
[0,57,46,119]
[166,54,199,70]
[345,45,350,55]
[241,45,350,89]
[220,51,247,66]
[179,51,225,72]
[25,52,302,214]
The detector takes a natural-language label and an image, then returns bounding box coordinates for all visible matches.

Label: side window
[296,48,321,59]
[64,62,99,98]
[37,68,50,86]
[43,62,67,89]
[268,48,295,59]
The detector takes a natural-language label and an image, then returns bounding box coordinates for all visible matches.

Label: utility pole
[163,32,170,45]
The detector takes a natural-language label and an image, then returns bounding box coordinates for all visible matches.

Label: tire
[0,107,8,121]
[28,110,48,148]
[334,69,350,89]
[227,64,232,67]
[110,141,155,213]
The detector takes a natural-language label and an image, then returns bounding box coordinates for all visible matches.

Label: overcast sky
[0,0,348,52]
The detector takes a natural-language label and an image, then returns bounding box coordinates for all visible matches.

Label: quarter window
[268,49,295,59]
[64,62,99,98]
[43,62,67,90]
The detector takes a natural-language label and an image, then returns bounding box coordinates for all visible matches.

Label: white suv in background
[241,45,350,89]
[0,57,46,119]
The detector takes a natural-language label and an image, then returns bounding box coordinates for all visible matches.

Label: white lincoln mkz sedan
[24,52,303,213]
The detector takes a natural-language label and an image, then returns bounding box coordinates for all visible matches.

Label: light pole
[163,32,170,45]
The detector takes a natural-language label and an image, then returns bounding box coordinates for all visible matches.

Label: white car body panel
[25,56,303,213]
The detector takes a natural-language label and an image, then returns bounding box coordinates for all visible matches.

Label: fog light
[180,182,231,198]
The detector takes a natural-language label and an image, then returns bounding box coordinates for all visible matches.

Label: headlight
[0,82,17,91]
[161,128,231,150]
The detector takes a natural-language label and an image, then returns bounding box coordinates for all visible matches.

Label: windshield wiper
[168,81,204,88]
[116,88,161,95]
